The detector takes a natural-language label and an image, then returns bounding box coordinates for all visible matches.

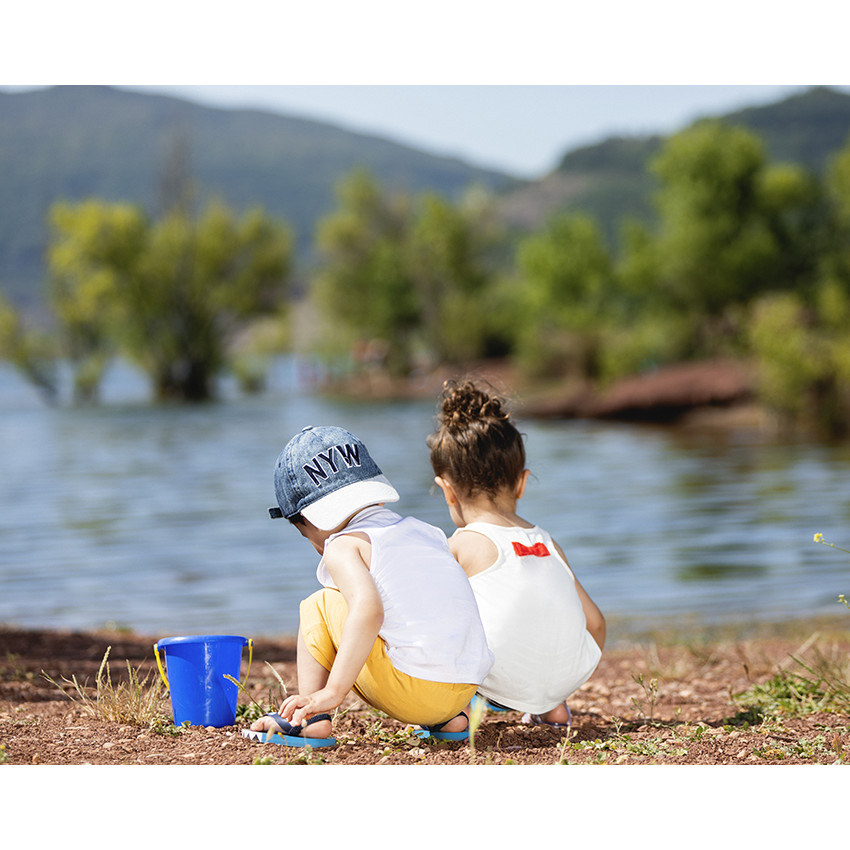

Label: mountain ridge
[499,86,850,240]
[0,85,519,311]
[4,85,850,315]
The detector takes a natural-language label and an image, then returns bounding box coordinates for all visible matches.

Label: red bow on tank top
[512,541,551,557]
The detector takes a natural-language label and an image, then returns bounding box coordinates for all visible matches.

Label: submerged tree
[0,291,58,401]
[48,198,293,402]
[311,170,506,378]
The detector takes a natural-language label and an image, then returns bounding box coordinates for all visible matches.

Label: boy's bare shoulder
[324,531,372,562]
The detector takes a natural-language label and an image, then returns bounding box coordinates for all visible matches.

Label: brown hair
[427,379,525,498]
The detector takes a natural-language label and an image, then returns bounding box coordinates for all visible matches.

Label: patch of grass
[722,706,766,729]
[565,725,687,763]
[3,652,34,683]
[790,647,850,712]
[285,745,327,765]
[367,717,420,749]
[753,734,842,762]
[42,646,169,728]
[733,644,850,719]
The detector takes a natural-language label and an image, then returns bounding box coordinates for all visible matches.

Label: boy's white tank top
[318,506,493,685]
[456,521,601,713]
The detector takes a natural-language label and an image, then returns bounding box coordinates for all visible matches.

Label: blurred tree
[48,198,292,402]
[312,169,416,377]
[48,201,144,402]
[0,290,57,401]
[406,189,506,364]
[512,212,614,379]
[650,121,821,326]
[819,134,850,296]
[745,136,850,437]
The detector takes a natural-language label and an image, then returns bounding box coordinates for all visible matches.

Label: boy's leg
[250,591,337,738]
[432,706,471,733]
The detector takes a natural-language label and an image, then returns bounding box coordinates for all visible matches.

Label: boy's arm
[281,534,384,726]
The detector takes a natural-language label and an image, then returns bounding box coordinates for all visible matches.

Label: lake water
[1,357,849,644]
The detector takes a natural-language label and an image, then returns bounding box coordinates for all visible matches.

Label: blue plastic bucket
[153,635,253,727]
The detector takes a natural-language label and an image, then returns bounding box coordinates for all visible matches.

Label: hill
[0,85,519,313]
[5,86,850,317]
[498,86,850,244]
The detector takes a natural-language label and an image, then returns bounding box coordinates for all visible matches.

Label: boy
[246,425,493,747]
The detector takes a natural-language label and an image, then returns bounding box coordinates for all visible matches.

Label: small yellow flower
[814,533,824,543]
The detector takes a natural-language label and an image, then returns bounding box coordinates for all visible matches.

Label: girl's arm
[554,541,606,651]
[574,577,606,651]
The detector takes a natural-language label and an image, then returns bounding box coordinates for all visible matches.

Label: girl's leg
[536,702,571,725]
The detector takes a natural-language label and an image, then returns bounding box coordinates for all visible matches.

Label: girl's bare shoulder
[449,528,499,577]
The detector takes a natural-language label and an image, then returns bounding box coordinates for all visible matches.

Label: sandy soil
[2,619,849,766]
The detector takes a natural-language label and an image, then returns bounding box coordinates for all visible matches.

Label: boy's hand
[280,688,342,728]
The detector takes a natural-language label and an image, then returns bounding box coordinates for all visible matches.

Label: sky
[106,85,844,177]
[3,3,849,178]
[3,84,846,179]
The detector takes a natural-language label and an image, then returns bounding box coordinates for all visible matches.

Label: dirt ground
[2,618,849,767]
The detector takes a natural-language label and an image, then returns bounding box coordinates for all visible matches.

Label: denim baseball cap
[270,425,399,530]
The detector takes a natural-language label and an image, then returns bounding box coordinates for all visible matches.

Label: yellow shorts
[299,588,476,726]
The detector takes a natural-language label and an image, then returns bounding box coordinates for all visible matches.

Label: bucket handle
[154,642,169,690]
[154,638,254,692]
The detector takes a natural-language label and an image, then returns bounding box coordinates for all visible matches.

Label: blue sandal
[414,711,470,741]
[471,695,512,712]
[241,712,337,748]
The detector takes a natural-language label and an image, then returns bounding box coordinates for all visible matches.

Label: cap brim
[300,475,400,530]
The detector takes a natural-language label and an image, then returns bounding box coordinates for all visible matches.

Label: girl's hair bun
[439,379,509,432]
[428,378,525,497]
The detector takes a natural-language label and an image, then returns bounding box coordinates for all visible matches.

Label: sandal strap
[265,712,333,737]
[288,713,333,737]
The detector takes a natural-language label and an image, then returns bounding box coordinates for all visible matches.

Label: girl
[427,379,605,727]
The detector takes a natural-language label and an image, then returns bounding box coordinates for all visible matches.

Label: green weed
[229,661,289,723]
[0,744,10,764]
[468,697,485,764]
[631,672,660,721]
[42,646,169,728]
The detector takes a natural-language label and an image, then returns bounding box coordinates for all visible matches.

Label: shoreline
[2,616,849,766]
[4,609,847,647]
